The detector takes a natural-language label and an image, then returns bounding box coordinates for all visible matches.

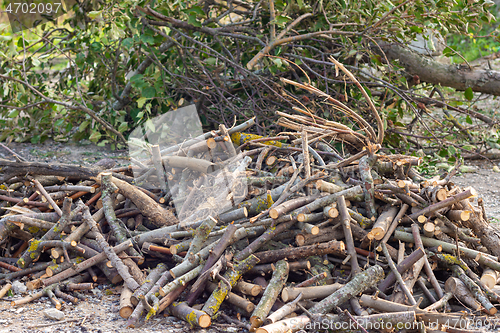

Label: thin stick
[381,242,416,305]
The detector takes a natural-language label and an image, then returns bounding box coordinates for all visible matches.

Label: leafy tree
[0,0,498,158]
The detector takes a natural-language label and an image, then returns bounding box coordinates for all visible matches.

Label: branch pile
[0,107,500,331]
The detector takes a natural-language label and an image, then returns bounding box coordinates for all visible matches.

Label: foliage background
[0,0,499,163]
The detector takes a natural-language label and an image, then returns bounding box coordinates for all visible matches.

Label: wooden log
[81,206,139,291]
[254,240,345,264]
[101,173,142,262]
[423,222,435,238]
[97,173,178,227]
[423,291,453,311]
[323,205,339,218]
[168,302,211,328]
[131,263,167,306]
[206,282,256,314]
[17,198,75,268]
[202,254,260,317]
[295,272,328,288]
[234,280,263,297]
[315,179,344,194]
[309,265,385,314]
[265,293,302,325]
[0,283,12,298]
[119,286,134,319]
[186,224,238,305]
[451,265,497,315]
[377,247,425,293]
[403,188,476,222]
[250,260,289,330]
[445,277,482,311]
[248,260,310,276]
[446,210,471,222]
[281,283,343,302]
[481,268,499,289]
[295,226,343,246]
[160,265,203,297]
[369,205,399,241]
[411,224,445,300]
[394,230,496,262]
[359,153,378,219]
[235,220,296,262]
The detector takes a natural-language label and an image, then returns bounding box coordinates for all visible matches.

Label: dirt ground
[0,141,499,332]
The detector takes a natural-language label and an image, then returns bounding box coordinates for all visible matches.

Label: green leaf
[183,6,205,17]
[8,109,20,118]
[466,115,472,124]
[88,11,101,19]
[137,97,148,108]
[79,120,90,132]
[142,87,156,98]
[275,15,291,26]
[443,46,455,57]
[204,57,217,65]
[118,122,128,132]
[145,118,155,132]
[187,14,201,27]
[464,87,473,101]
[140,34,155,45]
[89,131,102,142]
[122,38,134,49]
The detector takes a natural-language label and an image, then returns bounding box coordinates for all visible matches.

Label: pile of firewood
[1,110,500,332]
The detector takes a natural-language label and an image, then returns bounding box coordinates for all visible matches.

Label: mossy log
[250,260,289,330]
[202,254,260,318]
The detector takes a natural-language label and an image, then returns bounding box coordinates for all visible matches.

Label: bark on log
[81,207,139,291]
[254,239,345,264]
[96,173,177,227]
[202,254,260,318]
[168,302,211,328]
[369,205,399,241]
[381,44,500,96]
[250,260,289,330]
[206,282,256,314]
[281,283,343,302]
[378,247,425,293]
[309,265,384,314]
[119,286,134,319]
[445,277,482,311]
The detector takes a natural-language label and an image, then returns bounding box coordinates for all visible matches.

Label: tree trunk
[381,44,500,96]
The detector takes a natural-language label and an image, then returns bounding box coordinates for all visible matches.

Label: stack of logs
[1,116,500,332]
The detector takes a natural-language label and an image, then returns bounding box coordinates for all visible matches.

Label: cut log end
[119,306,133,319]
[198,314,211,328]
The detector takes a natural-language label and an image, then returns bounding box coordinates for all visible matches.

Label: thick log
[250,260,289,330]
[382,43,500,96]
[206,282,255,314]
[234,280,263,297]
[202,254,260,317]
[481,268,499,289]
[97,173,178,227]
[281,283,343,302]
[309,265,384,314]
[119,286,134,319]
[445,277,482,311]
[168,302,211,328]
[254,240,345,264]
[369,205,399,241]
